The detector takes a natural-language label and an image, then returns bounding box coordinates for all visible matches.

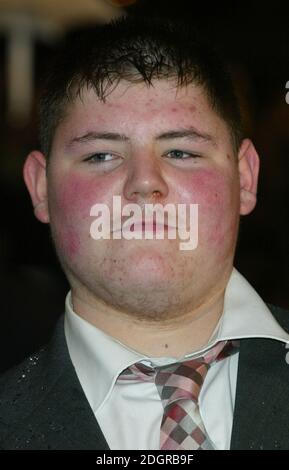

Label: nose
[123,153,169,203]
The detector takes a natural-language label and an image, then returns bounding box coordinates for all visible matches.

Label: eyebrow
[156,128,216,145]
[66,127,216,149]
[67,132,129,147]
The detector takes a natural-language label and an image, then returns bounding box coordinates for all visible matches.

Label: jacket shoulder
[0,344,50,443]
[0,316,67,447]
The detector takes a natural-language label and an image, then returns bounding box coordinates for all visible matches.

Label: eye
[166,150,201,160]
[83,152,116,163]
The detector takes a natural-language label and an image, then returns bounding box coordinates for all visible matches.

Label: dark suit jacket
[0,305,288,450]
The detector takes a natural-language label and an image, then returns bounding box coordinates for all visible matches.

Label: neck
[70,286,226,358]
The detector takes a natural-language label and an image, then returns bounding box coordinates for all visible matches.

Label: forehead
[53,79,231,147]
[70,80,213,118]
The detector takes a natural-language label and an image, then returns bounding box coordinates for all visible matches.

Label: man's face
[25,80,258,319]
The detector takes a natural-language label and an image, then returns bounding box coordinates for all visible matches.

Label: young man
[0,17,288,450]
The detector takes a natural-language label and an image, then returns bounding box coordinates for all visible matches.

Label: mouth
[111,219,176,236]
[124,221,169,233]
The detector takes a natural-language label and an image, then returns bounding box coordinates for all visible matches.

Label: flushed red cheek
[50,172,112,258]
[54,224,81,259]
[178,168,238,246]
[57,173,101,215]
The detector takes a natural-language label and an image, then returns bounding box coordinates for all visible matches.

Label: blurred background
[0,0,289,371]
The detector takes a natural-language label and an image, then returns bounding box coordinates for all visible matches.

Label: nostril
[152,190,161,198]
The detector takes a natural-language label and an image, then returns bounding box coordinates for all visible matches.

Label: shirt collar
[64,299,147,413]
[216,268,289,343]
[64,267,289,413]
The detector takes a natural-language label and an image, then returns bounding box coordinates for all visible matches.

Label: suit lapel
[33,351,110,450]
[230,337,289,450]
[39,315,110,450]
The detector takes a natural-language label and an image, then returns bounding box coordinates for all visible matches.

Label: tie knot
[155,340,239,407]
[155,361,208,407]
[118,340,239,450]
[119,340,239,407]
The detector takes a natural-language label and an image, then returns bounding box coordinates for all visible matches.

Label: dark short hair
[39,16,244,157]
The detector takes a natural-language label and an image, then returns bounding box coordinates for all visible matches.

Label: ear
[23,151,50,223]
[238,139,260,216]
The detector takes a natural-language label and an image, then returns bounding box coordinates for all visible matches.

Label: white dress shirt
[64,268,289,450]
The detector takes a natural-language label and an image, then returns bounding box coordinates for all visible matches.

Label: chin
[126,259,175,284]
[120,269,174,292]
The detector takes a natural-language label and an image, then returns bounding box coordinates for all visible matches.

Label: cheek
[177,168,239,246]
[48,172,113,258]
[56,174,98,216]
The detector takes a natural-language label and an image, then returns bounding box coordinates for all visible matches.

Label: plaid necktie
[119,340,239,450]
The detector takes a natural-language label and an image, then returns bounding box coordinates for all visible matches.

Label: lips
[124,221,169,232]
